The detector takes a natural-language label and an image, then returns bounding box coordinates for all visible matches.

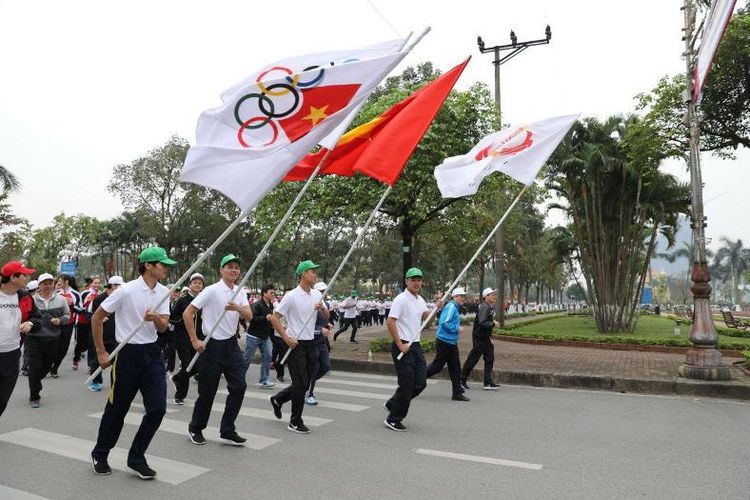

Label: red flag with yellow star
[284,57,470,185]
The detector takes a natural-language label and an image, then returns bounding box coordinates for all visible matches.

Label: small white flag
[433,114,579,198]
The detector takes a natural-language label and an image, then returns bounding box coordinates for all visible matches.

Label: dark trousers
[51,325,73,374]
[461,337,495,384]
[307,335,331,397]
[274,340,315,425]
[386,341,426,422]
[172,333,199,400]
[0,348,21,418]
[425,338,462,396]
[26,337,58,401]
[158,331,176,372]
[270,335,286,379]
[90,341,118,385]
[74,323,90,362]
[189,337,246,435]
[334,317,358,341]
[92,342,166,465]
[378,314,385,325]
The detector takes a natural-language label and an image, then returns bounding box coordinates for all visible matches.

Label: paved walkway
[325,315,750,399]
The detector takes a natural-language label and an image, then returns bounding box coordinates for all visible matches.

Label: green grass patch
[495,315,750,350]
[742,351,750,365]
[369,337,435,353]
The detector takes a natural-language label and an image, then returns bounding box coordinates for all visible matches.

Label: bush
[743,351,750,365]
[369,337,435,353]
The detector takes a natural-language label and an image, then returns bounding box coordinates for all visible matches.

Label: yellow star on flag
[303,105,330,126]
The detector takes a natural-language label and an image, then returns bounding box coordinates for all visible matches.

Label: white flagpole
[397,184,530,360]
[280,184,393,365]
[183,154,334,373]
[86,208,251,385]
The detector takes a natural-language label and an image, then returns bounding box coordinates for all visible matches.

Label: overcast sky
[0,0,746,253]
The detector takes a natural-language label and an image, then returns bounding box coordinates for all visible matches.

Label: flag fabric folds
[694,0,738,103]
[284,57,471,186]
[433,114,579,198]
[180,42,409,211]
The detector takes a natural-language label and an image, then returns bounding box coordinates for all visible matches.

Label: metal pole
[678,0,730,380]
[492,47,506,328]
[86,207,251,385]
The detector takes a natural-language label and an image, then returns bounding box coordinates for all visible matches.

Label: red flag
[284,57,470,185]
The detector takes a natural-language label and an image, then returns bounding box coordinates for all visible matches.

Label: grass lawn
[497,315,750,350]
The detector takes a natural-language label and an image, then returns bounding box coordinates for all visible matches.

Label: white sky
[0,0,746,252]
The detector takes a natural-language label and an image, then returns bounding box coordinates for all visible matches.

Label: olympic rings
[258,83,299,118]
[234,93,274,129]
[237,116,279,148]
[288,65,325,88]
[257,66,300,96]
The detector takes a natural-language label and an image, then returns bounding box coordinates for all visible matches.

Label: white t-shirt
[275,285,322,340]
[100,276,170,344]
[342,296,358,319]
[0,291,21,353]
[387,290,428,343]
[191,280,247,340]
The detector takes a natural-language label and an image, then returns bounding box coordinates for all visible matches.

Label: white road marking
[316,378,397,390]
[0,428,209,484]
[87,413,281,450]
[414,448,543,471]
[131,402,178,413]
[0,484,50,500]
[328,371,438,384]
[181,398,333,426]
[239,390,369,412]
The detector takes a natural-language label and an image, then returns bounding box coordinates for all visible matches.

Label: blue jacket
[436,301,461,345]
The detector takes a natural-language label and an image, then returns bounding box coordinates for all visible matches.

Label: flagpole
[86,208,251,385]
[183,152,332,373]
[397,183,529,360]
[280,184,393,365]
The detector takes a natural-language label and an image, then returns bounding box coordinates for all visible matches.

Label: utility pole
[678,0,730,380]
[477,26,551,326]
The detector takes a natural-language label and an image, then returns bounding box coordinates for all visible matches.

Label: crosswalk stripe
[315,378,397,390]
[414,448,543,470]
[328,371,438,384]
[234,390,369,412]
[0,484,50,500]
[87,413,281,450]
[0,428,209,485]
[181,399,333,427]
[301,386,390,400]
[131,402,178,413]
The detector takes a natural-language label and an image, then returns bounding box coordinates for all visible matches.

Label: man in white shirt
[184,254,252,447]
[384,267,441,432]
[90,247,175,480]
[268,260,329,434]
[333,290,359,342]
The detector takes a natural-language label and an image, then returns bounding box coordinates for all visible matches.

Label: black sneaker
[269,396,282,419]
[188,427,206,445]
[383,401,391,412]
[220,431,247,446]
[483,382,500,390]
[460,379,470,391]
[174,398,184,406]
[452,393,470,401]
[384,419,407,432]
[128,462,156,480]
[287,422,310,434]
[91,453,111,475]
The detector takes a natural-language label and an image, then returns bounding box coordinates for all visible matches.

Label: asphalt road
[0,361,747,499]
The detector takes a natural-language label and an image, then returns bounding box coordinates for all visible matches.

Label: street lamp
[476,26,552,327]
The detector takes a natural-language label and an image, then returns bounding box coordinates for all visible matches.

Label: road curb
[329,358,750,400]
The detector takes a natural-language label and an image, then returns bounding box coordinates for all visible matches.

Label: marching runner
[185,255,252,446]
[268,260,328,434]
[425,287,469,401]
[460,287,501,391]
[169,272,204,405]
[90,247,175,480]
[305,281,332,406]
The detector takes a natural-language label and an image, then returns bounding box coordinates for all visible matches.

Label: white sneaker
[305,396,318,406]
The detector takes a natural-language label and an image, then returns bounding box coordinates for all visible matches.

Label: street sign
[60,261,77,275]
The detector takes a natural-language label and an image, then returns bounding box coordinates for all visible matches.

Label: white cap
[314,281,328,292]
[482,287,496,298]
[26,280,39,291]
[190,273,204,282]
[107,275,124,285]
[451,287,467,297]
[38,273,54,283]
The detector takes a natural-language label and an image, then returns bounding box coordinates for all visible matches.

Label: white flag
[694,0,737,103]
[181,48,409,211]
[434,114,579,198]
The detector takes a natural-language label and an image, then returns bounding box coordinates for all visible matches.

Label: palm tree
[712,238,750,305]
[0,165,20,194]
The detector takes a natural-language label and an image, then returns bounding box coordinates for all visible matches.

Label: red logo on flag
[475,127,534,161]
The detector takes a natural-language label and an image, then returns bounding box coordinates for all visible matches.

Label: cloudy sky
[0,0,746,253]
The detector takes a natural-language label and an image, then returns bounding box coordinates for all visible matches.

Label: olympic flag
[433,114,579,198]
[693,0,737,103]
[181,44,410,211]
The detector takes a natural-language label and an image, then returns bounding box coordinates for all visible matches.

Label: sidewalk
[326,317,750,400]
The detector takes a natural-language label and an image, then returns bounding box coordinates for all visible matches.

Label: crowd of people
[0,251,500,480]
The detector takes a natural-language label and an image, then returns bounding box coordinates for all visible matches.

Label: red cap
[1,261,36,278]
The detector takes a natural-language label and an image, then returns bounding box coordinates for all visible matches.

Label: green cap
[295,260,320,276]
[138,247,177,265]
[220,254,241,268]
[351,290,358,297]
[405,267,423,279]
